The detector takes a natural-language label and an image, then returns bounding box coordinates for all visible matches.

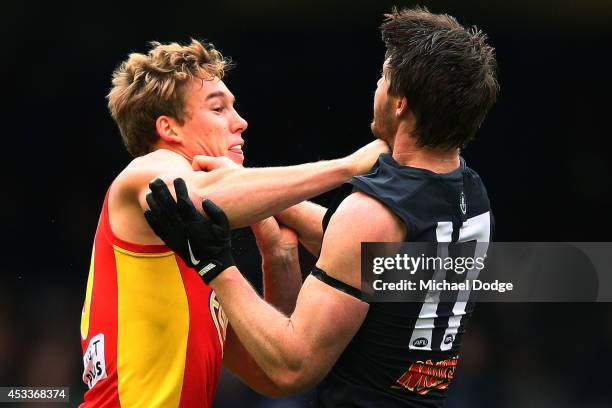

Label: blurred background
[1,0,611,407]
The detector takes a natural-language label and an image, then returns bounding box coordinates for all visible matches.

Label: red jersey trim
[101,188,171,254]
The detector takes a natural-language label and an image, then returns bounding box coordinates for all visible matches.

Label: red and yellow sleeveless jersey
[80,190,228,407]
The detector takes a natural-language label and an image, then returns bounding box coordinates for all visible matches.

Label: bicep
[289,274,369,388]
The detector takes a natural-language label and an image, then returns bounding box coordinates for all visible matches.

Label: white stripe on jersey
[409,212,491,351]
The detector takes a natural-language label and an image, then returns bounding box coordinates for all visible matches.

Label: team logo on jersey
[393,356,458,395]
[459,191,467,215]
[412,337,429,347]
[209,291,229,353]
[82,333,107,389]
[443,334,454,345]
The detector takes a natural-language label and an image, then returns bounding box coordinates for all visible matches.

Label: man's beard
[371,106,395,144]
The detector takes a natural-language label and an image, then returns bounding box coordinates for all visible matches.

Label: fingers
[149,178,177,211]
[201,199,230,230]
[146,192,162,216]
[173,178,189,202]
[192,155,217,171]
[148,178,187,227]
[174,178,199,221]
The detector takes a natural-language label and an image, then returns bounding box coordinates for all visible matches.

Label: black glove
[144,178,235,284]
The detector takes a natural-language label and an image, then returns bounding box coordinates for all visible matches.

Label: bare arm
[223,218,302,396]
[275,201,326,256]
[140,140,387,229]
[222,326,284,397]
[210,192,406,394]
[111,140,386,245]
[252,217,302,313]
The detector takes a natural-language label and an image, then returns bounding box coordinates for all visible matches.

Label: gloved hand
[144,178,235,284]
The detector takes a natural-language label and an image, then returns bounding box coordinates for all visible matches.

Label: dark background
[1,0,611,407]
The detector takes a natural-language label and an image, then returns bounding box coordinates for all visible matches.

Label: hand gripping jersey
[79,189,228,407]
[316,154,493,407]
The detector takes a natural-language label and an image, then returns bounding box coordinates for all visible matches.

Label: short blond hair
[107,39,231,157]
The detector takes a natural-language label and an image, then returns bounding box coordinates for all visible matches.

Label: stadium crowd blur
[1,1,610,407]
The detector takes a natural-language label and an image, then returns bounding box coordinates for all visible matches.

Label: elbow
[270,372,308,396]
[249,383,290,399]
[262,326,322,396]
[268,362,317,396]
[243,364,318,398]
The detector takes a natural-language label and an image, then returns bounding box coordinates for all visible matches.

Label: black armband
[311,267,362,300]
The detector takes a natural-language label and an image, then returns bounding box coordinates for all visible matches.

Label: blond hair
[107,39,231,157]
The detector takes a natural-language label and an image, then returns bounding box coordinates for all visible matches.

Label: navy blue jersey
[315,153,493,407]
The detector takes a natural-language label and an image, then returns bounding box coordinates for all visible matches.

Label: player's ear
[395,96,409,118]
[156,115,182,143]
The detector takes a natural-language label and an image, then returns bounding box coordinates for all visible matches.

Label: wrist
[337,156,357,178]
[208,265,241,290]
[194,249,235,285]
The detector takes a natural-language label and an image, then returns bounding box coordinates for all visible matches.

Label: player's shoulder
[113,149,192,196]
[107,149,194,244]
[328,191,406,243]
[317,191,406,290]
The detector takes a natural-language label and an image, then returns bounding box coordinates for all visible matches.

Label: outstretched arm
[194,156,328,255]
[142,140,387,229]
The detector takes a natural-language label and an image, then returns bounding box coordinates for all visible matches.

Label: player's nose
[232,111,248,134]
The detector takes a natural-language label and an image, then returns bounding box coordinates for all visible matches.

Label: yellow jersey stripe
[80,245,95,340]
[115,249,189,407]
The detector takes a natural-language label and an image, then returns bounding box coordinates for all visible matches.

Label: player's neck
[153,141,192,163]
[391,134,460,174]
